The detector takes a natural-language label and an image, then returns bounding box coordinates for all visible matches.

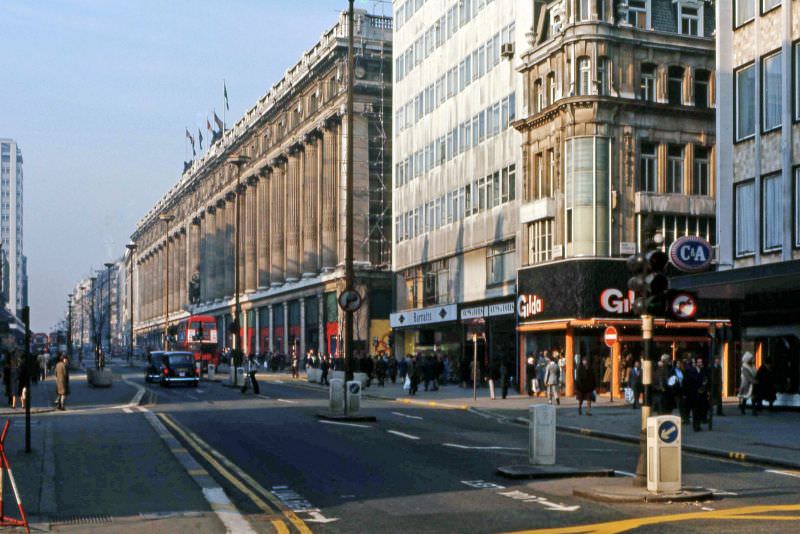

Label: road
[120,367,800,534]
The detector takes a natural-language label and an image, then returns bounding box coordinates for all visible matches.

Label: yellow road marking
[507,504,800,534]
[187,468,209,476]
[159,413,312,534]
[271,519,290,534]
[395,398,469,410]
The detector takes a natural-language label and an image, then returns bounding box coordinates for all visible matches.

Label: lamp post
[343,0,355,382]
[159,213,175,350]
[228,154,250,386]
[79,285,85,362]
[126,241,137,365]
[67,294,73,359]
[89,276,97,368]
[104,261,114,367]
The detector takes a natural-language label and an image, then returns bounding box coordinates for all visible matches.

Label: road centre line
[142,410,256,534]
[766,469,800,479]
[387,430,420,440]
[319,420,371,429]
[159,413,313,534]
[391,411,423,420]
[443,443,525,451]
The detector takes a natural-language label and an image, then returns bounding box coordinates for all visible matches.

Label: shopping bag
[624,387,634,404]
[403,375,411,391]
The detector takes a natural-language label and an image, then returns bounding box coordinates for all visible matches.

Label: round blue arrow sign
[669,236,712,273]
[658,421,679,444]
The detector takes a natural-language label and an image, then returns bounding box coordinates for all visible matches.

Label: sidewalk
[290,374,800,470]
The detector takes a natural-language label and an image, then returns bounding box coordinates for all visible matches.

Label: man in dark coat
[575,357,596,415]
[710,357,724,416]
[755,361,777,412]
[320,355,330,385]
[628,360,643,409]
[499,358,510,399]
[685,357,709,431]
[375,356,387,387]
[408,356,419,396]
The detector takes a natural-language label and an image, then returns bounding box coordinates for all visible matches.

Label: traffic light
[627,245,669,317]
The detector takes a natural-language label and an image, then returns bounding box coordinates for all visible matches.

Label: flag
[213,111,224,132]
[206,118,212,132]
[224,81,229,110]
[185,128,196,157]
[198,129,203,151]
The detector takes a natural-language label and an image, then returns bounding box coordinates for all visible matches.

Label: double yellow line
[158,413,312,534]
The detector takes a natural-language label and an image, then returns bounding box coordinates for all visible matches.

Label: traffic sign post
[603,326,618,348]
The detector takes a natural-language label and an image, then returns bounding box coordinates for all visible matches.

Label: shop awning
[671,259,800,300]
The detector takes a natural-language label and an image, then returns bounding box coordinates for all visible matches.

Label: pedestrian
[710,357,724,416]
[653,355,671,414]
[408,355,419,396]
[8,354,19,409]
[375,356,387,387]
[738,351,757,415]
[433,353,444,391]
[499,358,510,399]
[291,350,299,379]
[685,357,709,431]
[544,356,560,405]
[602,355,612,391]
[18,353,29,410]
[388,355,398,384]
[363,353,374,387]
[525,355,536,396]
[320,355,330,385]
[398,356,408,383]
[628,360,643,409]
[575,357,596,415]
[55,354,70,410]
[754,360,776,413]
[535,353,548,397]
[38,349,50,382]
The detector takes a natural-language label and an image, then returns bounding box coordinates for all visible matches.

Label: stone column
[299,297,306,359]
[179,228,188,310]
[170,234,178,313]
[257,168,270,289]
[244,176,258,293]
[317,293,325,354]
[283,303,289,354]
[285,146,302,282]
[205,207,216,302]
[224,192,236,298]
[270,158,286,286]
[302,134,320,276]
[268,304,274,353]
[190,216,201,306]
[321,119,339,270]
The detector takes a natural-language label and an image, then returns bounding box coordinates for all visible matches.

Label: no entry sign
[604,326,618,348]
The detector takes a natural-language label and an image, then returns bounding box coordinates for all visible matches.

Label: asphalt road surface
[122,369,800,534]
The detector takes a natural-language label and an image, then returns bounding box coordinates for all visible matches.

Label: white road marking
[706,487,739,496]
[614,470,636,478]
[122,407,133,414]
[196,389,205,394]
[766,469,800,479]
[318,420,371,429]
[277,398,296,404]
[271,486,339,524]
[498,490,580,512]
[387,430,420,440]
[444,443,525,451]
[701,506,715,511]
[257,395,272,400]
[391,411,423,420]
[186,394,199,401]
[461,480,506,490]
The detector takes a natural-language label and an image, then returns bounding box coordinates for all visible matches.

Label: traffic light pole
[634,314,653,487]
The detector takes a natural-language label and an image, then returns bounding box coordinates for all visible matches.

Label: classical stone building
[514,1,720,394]
[131,10,393,357]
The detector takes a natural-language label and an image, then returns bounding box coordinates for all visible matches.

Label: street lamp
[159,213,175,349]
[67,294,73,359]
[343,0,355,382]
[126,241,137,365]
[89,275,97,367]
[228,153,250,386]
[104,261,114,367]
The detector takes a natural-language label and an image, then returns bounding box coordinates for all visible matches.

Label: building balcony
[634,192,715,216]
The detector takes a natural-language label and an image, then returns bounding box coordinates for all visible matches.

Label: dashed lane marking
[507,504,800,534]
[391,411,423,420]
[277,398,297,404]
[318,420,371,429]
[766,469,800,479]
[387,430,420,440]
[443,443,525,451]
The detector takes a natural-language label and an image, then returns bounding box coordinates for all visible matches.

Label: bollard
[528,404,556,465]
[345,380,362,414]
[329,378,344,412]
[647,415,682,492]
[207,364,216,381]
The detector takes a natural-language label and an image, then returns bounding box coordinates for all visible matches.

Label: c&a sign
[517,294,544,319]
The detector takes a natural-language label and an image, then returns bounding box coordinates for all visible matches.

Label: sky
[0,0,390,331]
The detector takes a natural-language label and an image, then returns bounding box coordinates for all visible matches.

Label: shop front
[459,299,517,386]
[517,259,729,397]
[390,304,460,376]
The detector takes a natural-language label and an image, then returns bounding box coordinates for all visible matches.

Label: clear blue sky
[0,0,389,331]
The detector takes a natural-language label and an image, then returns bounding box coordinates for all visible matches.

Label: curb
[553,423,800,471]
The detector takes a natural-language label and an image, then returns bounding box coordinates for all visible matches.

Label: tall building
[131,10,393,357]
[513,1,721,394]
[0,139,26,317]
[391,0,530,374]
[674,1,800,406]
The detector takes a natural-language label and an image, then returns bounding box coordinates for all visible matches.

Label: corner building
[674,1,800,406]
[391,0,531,381]
[515,1,724,395]
[131,11,393,358]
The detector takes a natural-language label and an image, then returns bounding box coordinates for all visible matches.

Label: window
[694,69,710,108]
[486,240,516,285]
[547,73,556,105]
[527,219,553,265]
[762,173,782,252]
[596,57,608,96]
[564,137,610,257]
[596,0,606,20]
[735,0,755,26]
[534,79,543,113]
[578,57,591,95]
[762,52,782,132]
[795,43,800,122]
[762,0,781,12]
[628,0,648,29]
[640,64,656,101]
[679,5,700,36]
[667,145,684,193]
[639,142,658,192]
[735,180,756,256]
[639,215,716,251]
[532,154,550,199]
[668,66,684,105]
[795,169,800,247]
[735,64,756,140]
[577,0,591,21]
[693,147,710,195]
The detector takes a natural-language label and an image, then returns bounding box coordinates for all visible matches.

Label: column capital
[288,142,304,155]
[246,174,259,187]
[270,154,287,167]
[259,164,272,175]
[224,191,236,202]
[323,115,341,130]
[207,204,217,214]
[192,216,202,226]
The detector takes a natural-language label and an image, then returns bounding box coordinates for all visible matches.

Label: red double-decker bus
[174,315,219,369]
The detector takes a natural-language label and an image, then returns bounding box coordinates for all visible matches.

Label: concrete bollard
[529,404,556,465]
[329,378,344,412]
[207,364,216,381]
[346,380,362,414]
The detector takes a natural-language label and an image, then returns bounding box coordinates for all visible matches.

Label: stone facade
[130,11,393,356]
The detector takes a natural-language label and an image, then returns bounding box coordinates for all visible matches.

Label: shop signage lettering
[599,288,635,314]
[390,304,457,328]
[517,294,545,319]
[669,236,713,273]
[460,301,515,320]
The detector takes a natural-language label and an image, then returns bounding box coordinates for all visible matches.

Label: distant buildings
[0,138,28,322]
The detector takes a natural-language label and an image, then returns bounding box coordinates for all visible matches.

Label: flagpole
[223,79,226,131]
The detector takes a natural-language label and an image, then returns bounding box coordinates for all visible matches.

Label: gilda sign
[599,288,635,315]
[517,293,544,319]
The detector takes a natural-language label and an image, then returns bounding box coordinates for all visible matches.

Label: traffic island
[573,480,713,503]
[316,378,377,422]
[316,412,377,423]
[497,465,615,480]
[87,368,113,387]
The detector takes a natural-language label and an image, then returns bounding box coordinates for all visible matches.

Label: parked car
[159,352,199,388]
[144,351,165,383]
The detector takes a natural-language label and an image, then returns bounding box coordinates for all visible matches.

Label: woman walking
[738,352,757,415]
[575,357,596,415]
